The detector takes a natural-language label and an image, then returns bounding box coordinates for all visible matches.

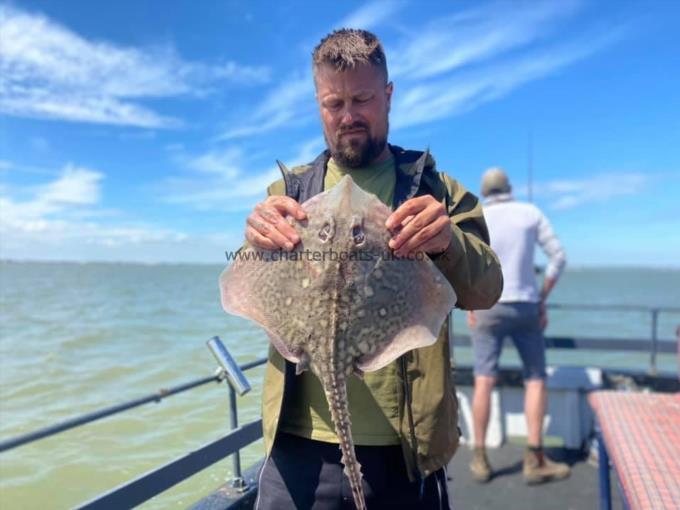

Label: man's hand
[246,196,306,251]
[467,311,477,329]
[385,195,453,258]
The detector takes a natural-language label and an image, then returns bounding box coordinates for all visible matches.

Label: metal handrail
[455,303,679,374]
[75,420,264,510]
[544,303,679,374]
[3,304,677,454]
[452,334,676,352]
[2,303,678,508]
[0,356,267,454]
[546,303,680,313]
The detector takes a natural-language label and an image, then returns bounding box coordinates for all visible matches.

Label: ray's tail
[323,370,366,510]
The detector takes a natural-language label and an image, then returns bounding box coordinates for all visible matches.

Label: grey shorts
[471,302,546,380]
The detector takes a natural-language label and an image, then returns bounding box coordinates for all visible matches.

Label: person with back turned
[467,167,570,484]
[239,29,503,508]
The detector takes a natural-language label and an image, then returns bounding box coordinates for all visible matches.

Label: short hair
[481,167,512,197]
[312,28,388,82]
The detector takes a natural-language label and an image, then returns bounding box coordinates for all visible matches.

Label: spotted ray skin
[220,175,456,510]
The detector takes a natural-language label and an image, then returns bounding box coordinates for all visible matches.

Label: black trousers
[255,432,451,510]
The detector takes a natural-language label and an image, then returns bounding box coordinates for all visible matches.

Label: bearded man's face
[315,63,392,168]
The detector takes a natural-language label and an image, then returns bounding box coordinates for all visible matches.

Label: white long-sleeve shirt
[483,194,566,303]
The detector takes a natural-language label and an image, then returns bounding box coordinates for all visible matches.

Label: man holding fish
[228,29,503,509]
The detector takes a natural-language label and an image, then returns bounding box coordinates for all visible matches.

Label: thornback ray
[219,173,456,510]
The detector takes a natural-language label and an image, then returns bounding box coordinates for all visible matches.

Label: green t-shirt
[278,154,401,445]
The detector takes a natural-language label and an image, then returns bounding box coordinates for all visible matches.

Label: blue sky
[1,0,679,266]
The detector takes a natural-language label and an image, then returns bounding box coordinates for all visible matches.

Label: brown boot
[523,447,571,485]
[470,446,492,483]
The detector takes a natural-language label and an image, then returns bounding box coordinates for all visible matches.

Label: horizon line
[1,257,679,271]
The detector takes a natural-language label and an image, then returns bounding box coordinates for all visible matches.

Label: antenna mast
[527,129,534,203]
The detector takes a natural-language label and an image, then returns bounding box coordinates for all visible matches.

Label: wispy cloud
[219,0,618,141]
[163,137,325,211]
[391,27,624,129]
[0,160,60,176]
[2,165,103,224]
[0,164,185,250]
[389,0,583,80]
[336,0,404,30]
[219,1,405,141]
[0,4,270,128]
[185,146,244,179]
[29,137,50,152]
[218,74,315,140]
[0,162,243,262]
[532,172,651,209]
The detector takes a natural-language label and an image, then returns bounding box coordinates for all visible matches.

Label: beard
[328,121,388,168]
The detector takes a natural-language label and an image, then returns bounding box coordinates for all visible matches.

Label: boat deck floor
[447,443,623,510]
[191,443,624,509]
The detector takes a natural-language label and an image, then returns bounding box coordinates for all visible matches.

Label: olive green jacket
[259,146,502,479]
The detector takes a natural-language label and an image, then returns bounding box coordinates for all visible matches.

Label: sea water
[1,261,678,509]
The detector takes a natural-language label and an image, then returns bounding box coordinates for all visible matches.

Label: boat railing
[0,336,268,509]
[1,303,678,509]
[453,303,679,374]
